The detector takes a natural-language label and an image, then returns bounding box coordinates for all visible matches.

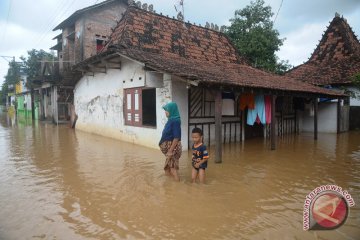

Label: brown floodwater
[0,108,359,240]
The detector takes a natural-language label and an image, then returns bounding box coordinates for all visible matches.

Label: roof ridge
[53,0,128,31]
[127,5,226,34]
[308,14,360,63]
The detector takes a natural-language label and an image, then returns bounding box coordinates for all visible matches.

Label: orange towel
[239,93,255,110]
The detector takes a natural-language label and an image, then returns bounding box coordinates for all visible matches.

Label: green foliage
[5,60,22,85]
[0,60,22,105]
[349,73,360,99]
[0,49,54,105]
[226,0,291,73]
[353,73,360,85]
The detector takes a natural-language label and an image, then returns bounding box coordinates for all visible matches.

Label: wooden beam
[337,98,341,134]
[314,98,318,140]
[101,59,121,69]
[88,64,107,73]
[215,90,222,163]
[271,95,276,150]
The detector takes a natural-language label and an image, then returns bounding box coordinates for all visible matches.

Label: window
[96,39,106,53]
[142,88,157,126]
[124,88,157,127]
[95,34,108,53]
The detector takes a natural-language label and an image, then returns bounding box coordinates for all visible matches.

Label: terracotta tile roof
[287,15,360,85]
[105,6,246,64]
[76,6,344,97]
[116,48,344,97]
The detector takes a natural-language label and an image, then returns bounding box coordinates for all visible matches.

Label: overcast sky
[0,0,359,86]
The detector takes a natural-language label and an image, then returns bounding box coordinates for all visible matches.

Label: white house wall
[300,102,337,133]
[171,76,189,150]
[74,58,178,150]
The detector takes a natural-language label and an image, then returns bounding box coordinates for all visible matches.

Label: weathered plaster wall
[300,102,337,133]
[74,58,179,149]
[171,76,189,150]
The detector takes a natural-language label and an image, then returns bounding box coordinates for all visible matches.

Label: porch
[186,86,348,163]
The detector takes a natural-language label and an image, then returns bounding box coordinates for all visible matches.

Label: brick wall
[82,2,127,60]
[59,1,127,69]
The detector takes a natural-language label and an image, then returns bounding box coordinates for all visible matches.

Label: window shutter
[133,88,142,126]
[124,89,133,125]
[124,88,142,126]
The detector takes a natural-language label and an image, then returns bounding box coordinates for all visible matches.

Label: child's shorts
[192,161,207,171]
[159,141,182,170]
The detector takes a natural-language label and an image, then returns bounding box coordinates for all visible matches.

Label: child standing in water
[159,102,182,181]
[191,127,209,183]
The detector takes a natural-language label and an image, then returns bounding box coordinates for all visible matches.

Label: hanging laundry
[264,95,272,124]
[222,91,235,115]
[255,114,261,124]
[247,95,266,125]
[239,93,255,111]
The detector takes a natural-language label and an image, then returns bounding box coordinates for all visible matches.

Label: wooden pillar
[271,95,276,150]
[31,88,35,120]
[241,110,245,142]
[40,89,45,120]
[337,98,341,134]
[314,97,318,140]
[215,90,222,163]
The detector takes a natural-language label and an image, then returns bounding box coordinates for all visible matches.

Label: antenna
[174,0,185,22]
[1,55,15,63]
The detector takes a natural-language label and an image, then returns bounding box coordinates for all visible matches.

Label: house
[72,4,344,162]
[287,13,360,131]
[15,67,40,120]
[5,84,16,115]
[37,0,129,124]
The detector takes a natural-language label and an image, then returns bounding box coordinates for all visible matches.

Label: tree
[346,73,360,99]
[226,0,291,74]
[0,49,54,105]
[0,60,22,105]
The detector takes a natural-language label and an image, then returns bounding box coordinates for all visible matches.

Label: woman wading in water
[159,102,182,181]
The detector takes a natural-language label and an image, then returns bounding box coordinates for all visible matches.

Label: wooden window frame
[124,88,142,127]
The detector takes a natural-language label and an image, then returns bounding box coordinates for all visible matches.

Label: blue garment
[247,95,266,125]
[192,143,209,170]
[159,119,181,145]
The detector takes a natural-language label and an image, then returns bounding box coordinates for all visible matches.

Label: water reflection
[0,109,359,240]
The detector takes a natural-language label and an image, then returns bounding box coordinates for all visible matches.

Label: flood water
[0,108,359,240]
